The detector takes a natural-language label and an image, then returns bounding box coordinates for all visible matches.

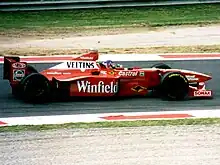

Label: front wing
[188,82,213,98]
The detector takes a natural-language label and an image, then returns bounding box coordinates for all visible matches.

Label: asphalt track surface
[1,59,220,118]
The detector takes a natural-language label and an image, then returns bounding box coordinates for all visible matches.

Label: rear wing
[3,56,27,83]
[74,49,99,61]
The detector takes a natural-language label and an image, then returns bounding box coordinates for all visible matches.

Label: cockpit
[97,60,124,69]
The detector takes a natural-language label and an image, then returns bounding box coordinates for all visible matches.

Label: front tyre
[20,73,51,103]
[160,72,189,100]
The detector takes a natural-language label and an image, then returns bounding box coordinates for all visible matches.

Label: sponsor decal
[168,73,182,78]
[194,91,212,97]
[119,71,138,76]
[100,71,107,75]
[186,75,198,81]
[49,61,99,71]
[168,73,188,83]
[46,71,62,75]
[12,62,26,69]
[63,72,71,75]
[79,56,94,60]
[46,72,71,75]
[77,81,118,93]
[139,71,145,77]
[66,61,94,69]
[13,69,25,81]
[109,71,115,75]
[131,85,147,92]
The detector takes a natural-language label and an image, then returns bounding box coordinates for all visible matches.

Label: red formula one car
[3,50,213,103]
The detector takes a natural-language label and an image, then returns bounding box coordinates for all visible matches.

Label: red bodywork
[3,50,213,99]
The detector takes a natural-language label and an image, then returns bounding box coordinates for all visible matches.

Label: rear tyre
[20,73,51,103]
[12,65,38,98]
[151,63,171,69]
[27,65,38,74]
[160,72,189,100]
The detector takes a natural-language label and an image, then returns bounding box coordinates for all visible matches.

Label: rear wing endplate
[3,56,20,80]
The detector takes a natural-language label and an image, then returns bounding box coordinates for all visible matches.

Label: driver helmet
[100,60,123,69]
[101,60,113,68]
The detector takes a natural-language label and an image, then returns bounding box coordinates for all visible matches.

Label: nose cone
[201,73,212,82]
[181,69,212,82]
[196,72,212,81]
[204,73,212,80]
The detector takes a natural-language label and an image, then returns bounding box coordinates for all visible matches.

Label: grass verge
[1,45,220,56]
[0,4,220,36]
[0,118,220,132]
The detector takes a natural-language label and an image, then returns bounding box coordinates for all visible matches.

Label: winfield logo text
[77,81,118,93]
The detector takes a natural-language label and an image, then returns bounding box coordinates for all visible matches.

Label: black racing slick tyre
[160,72,189,100]
[20,73,51,103]
[11,66,38,99]
[151,63,171,69]
[27,65,38,74]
